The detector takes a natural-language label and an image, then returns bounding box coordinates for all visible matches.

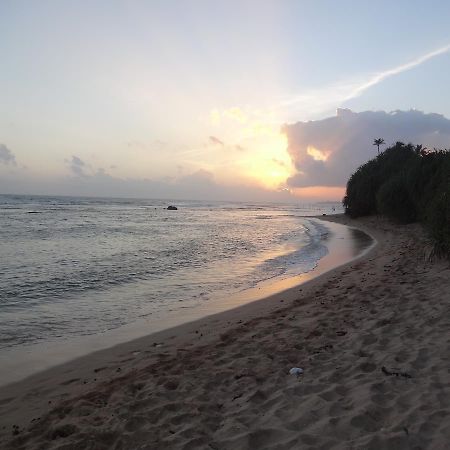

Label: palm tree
[373,138,385,155]
[415,144,427,156]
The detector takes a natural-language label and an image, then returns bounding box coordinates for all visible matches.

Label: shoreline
[2,215,449,449]
[0,217,373,388]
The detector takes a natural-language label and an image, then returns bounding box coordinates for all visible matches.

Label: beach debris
[381,366,412,379]
[289,367,304,376]
[234,368,253,380]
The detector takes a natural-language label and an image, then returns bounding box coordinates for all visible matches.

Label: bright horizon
[2,1,450,202]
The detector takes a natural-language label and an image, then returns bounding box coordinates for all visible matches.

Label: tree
[373,138,385,155]
[343,142,450,256]
[414,144,428,156]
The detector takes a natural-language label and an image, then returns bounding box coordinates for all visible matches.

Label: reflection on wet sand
[221,219,374,307]
[0,218,374,386]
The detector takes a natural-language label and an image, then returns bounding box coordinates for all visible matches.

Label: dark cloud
[68,155,87,177]
[283,109,450,188]
[0,144,16,165]
[209,136,224,146]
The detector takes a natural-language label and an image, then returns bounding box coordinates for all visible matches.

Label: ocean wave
[0,196,338,349]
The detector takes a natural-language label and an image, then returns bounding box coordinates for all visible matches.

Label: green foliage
[377,175,416,223]
[343,159,381,217]
[373,138,385,155]
[343,142,418,218]
[425,164,450,255]
[343,142,450,254]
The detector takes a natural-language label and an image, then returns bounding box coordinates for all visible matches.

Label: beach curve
[1,215,449,449]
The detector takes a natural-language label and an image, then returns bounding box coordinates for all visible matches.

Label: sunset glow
[3,4,450,445]
[2,2,450,202]
[306,146,330,161]
[241,132,293,189]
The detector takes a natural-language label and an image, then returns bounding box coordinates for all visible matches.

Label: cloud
[210,108,221,126]
[272,158,286,167]
[180,168,215,185]
[68,155,87,177]
[127,140,146,149]
[283,109,450,188]
[223,107,247,123]
[0,149,300,201]
[0,166,298,203]
[0,144,17,165]
[209,107,248,126]
[348,44,450,100]
[282,44,450,116]
[209,136,224,146]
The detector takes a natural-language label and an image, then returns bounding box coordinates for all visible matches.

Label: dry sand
[1,215,449,449]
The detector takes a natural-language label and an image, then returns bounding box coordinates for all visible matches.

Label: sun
[208,106,294,190]
[240,132,293,189]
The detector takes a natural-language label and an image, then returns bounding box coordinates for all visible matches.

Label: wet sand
[0,219,372,387]
[1,215,449,449]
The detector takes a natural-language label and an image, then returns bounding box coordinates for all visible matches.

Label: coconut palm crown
[373,138,385,155]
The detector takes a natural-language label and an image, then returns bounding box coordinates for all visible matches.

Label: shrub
[377,175,416,223]
[426,178,450,255]
[343,142,450,255]
[343,159,381,217]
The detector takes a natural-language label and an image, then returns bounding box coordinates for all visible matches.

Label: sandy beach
[1,215,449,449]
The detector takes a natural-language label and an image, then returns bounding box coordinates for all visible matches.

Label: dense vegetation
[343,142,450,255]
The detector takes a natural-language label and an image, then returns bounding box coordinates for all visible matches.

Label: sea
[0,195,353,380]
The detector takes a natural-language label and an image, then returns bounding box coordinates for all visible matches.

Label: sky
[1,0,450,202]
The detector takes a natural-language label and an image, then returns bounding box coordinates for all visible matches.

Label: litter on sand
[289,367,304,376]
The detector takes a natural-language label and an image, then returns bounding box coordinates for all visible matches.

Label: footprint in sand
[359,362,377,373]
[60,378,81,386]
[0,397,14,407]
